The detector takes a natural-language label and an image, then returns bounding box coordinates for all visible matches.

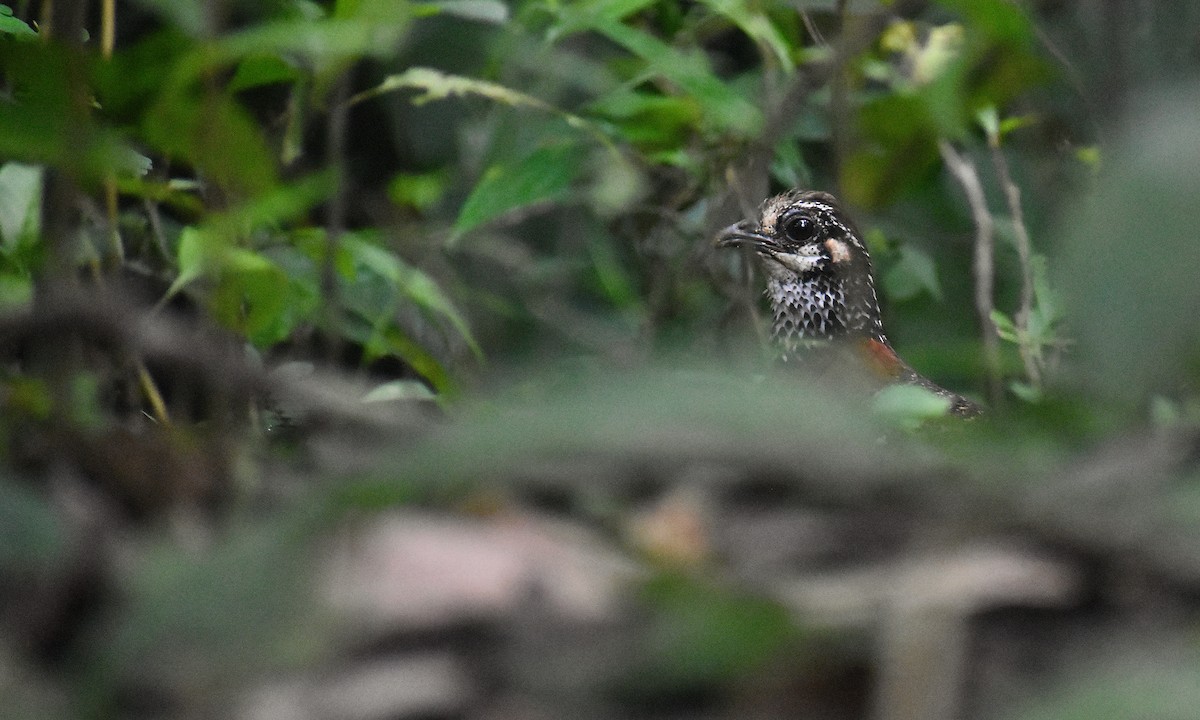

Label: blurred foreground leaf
[335,361,930,510]
[1056,83,1200,402]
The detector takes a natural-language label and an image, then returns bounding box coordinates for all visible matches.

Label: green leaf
[976,104,1000,140]
[351,67,611,146]
[166,225,210,299]
[883,245,943,302]
[990,309,1018,342]
[453,143,585,239]
[143,89,278,198]
[873,384,953,430]
[362,380,436,403]
[342,233,480,358]
[842,94,941,207]
[211,248,292,346]
[364,324,451,393]
[0,162,42,246]
[1009,380,1041,403]
[935,0,1035,47]
[0,3,36,36]
[228,54,303,92]
[585,19,762,138]
[699,0,793,71]
[546,0,659,35]
[388,170,449,211]
[589,90,699,150]
[771,138,812,189]
[998,113,1037,139]
[1075,146,1101,169]
[415,0,509,23]
[0,274,33,309]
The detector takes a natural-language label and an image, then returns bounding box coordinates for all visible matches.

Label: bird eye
[781,212,818,243]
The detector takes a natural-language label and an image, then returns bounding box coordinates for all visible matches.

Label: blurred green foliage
[3,0,1200,718]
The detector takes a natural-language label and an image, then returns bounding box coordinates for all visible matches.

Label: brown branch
[938,141,1000,401]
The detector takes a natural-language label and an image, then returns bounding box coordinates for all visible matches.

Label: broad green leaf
[453,143,585,239]
[143,89,278,198]
[211,248,293,346]
[587,233,640,309]
[842,94,940,207]
[588,90,698,150]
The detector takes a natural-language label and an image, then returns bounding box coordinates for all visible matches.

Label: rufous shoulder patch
[857,337,906,379]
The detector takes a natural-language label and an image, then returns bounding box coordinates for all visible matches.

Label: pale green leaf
[990,309,1018,342]
[350,68,613,149]
[165,226,211,298]
[873,384,953,430]
[0,162,41,245]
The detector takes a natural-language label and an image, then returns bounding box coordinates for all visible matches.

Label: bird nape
[717,190,980,418]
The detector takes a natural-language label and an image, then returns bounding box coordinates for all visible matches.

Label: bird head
[716,190,884,343]
[716,191,869,281]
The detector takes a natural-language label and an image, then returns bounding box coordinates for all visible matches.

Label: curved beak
[714,221,780,251]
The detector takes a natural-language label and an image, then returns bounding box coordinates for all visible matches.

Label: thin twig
[938,140,1000,401]
[988,141,1040,387]
[799,10,826,47]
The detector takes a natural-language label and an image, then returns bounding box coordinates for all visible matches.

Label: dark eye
[781,212,818,243]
